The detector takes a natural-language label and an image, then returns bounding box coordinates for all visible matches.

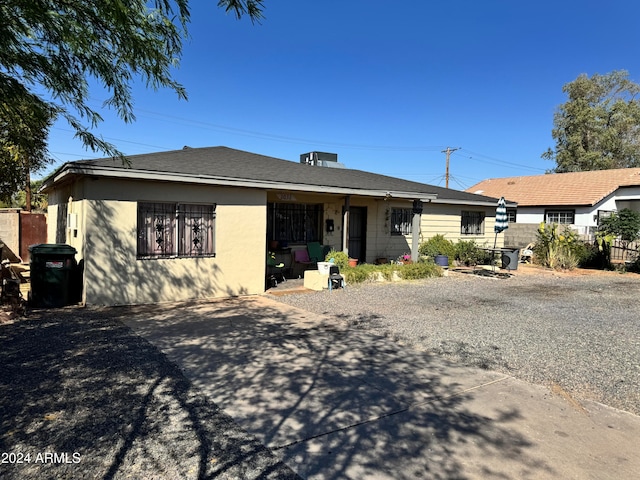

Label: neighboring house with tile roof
[467,168,640,236]
[42,146,512,306]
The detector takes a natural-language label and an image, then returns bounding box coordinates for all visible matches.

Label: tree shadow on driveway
[121,297,554,479]
[0,307,299,480]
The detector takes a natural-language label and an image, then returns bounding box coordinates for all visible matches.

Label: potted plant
[325,249,349,269]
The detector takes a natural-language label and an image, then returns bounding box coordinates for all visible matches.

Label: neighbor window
[137,202,216,258]
[545,210,574,225]
[391,208,413,235]
[506,208,517,223]
[267,203,322,244]
[461,211,485,235]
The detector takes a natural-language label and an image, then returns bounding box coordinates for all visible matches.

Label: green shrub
[418,234,456,259]
[341,262,443,284]
[454,239,489,266]
[325,249,349,270]
[342,264,376,284]
[572,241,609,269]
[627,256,640,273]
[398,262,442,280]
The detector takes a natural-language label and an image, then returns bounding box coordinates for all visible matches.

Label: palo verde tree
[542,70,640,172]
[0,0,264,197]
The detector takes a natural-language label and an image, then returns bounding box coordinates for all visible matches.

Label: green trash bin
[29,244,78,308]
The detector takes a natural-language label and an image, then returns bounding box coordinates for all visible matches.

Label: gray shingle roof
[66,146,501,204]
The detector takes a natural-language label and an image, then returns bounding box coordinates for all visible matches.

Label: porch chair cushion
[307,242,324,262]
[293,249,313,264]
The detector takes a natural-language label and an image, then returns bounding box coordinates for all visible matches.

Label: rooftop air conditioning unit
[300,152,345,168]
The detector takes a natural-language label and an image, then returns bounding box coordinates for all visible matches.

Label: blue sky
[44,0,640,190]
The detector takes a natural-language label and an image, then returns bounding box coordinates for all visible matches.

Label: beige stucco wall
[49,177,266,306]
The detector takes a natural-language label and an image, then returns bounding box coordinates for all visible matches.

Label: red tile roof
[467,168,640,207]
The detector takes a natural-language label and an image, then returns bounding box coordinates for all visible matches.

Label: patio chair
[307,242,324,262]
[266,252,286,288]
[292,248,315,277]
[328,265,344,291]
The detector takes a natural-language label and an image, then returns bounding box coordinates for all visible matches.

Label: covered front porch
[265,190,432,279]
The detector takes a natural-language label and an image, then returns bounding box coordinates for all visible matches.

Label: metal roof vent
[300,152,346,168]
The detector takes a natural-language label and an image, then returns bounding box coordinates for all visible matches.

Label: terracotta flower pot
[348,258,358,267]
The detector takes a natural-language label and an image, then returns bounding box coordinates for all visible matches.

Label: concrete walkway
[123,296,640,479]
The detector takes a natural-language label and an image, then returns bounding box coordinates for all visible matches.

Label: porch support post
[342,196,350,256]
[411,199,423,261]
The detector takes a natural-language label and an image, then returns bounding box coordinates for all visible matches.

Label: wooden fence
[610,239,639,263]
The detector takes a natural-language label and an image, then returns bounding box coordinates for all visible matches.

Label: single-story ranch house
[468,168,640,239]
[42,146,514,306]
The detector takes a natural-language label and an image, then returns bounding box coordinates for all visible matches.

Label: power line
[85,101,448,153]
[455,148,546,173]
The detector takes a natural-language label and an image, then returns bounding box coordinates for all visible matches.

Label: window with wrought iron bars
[391,208,413,235]
[137,202,216,258]
[267,203,322,244]
[461,211,485,235]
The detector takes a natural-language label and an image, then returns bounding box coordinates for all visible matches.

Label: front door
[348,206,367,262]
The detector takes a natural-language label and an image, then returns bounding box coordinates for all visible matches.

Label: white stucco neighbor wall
[50,177,266,306]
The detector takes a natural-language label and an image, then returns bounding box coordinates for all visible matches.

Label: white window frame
[545,210,574,225]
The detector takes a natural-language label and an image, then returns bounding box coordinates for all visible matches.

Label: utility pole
[441,147,460,188]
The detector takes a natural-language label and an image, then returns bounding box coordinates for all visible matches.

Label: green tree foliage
[0,180,48,211]
[598,208,640,243]
[0,0,264,195]
[0,93,54,202]
[543,70,640,172]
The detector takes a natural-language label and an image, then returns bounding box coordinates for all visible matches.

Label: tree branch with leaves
[0,0,264,199]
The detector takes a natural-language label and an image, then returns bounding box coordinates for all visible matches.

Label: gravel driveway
[273,268,640,416]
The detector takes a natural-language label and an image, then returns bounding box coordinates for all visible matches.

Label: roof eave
[431,198,518,208]
[44,164,438,201]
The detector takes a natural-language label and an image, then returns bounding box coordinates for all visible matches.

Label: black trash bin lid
[29,244,78,255]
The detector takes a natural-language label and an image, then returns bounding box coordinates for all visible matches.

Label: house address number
[276,193,297,201]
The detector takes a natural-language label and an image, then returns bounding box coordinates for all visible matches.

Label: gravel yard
[273,267,640,416]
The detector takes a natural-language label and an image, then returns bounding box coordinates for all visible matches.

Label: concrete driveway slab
[122,296,640,480]
[279,376,640,479]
